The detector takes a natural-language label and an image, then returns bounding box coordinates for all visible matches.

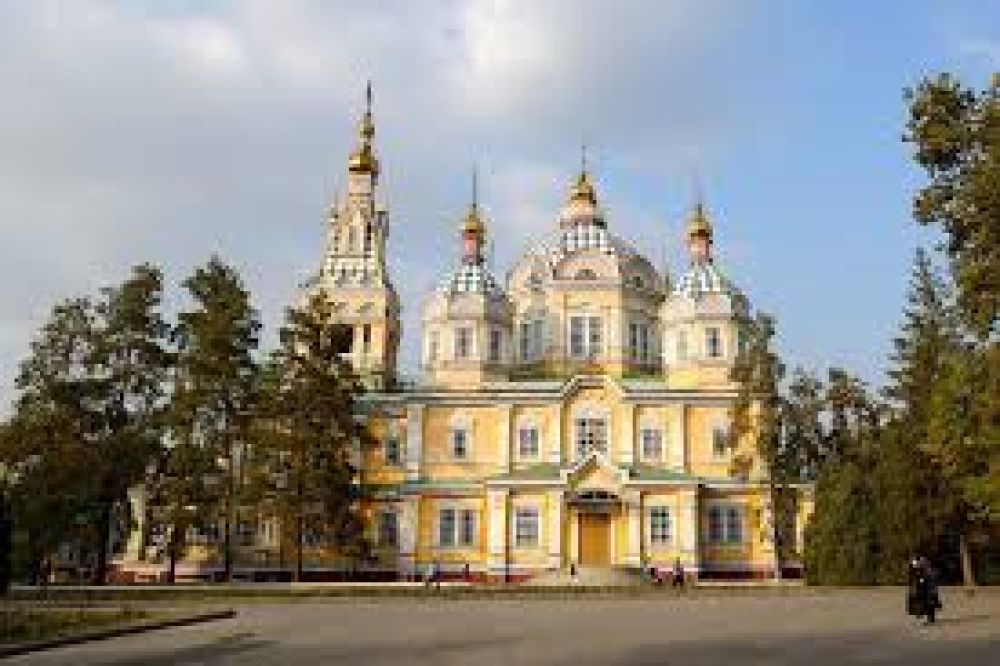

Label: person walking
[672,558,685,589]
[907,557,942,624]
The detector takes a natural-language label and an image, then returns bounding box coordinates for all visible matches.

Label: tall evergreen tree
[730,310,792,579]
[260,293,368,581]
[87,264,171,584]
[784,368,825,482]
[173,256,260,582]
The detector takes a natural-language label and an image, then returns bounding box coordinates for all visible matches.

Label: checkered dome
[530,223,641,270]
[674,260,735,300]
[439,262,505,297]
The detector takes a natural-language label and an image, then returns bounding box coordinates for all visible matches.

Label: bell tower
[315,82,400,389]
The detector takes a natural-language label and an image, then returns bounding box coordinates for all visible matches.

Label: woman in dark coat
[907,557,942,624]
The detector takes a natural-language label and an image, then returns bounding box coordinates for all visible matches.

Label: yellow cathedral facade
[113,87,812,583]
[305,87,813,583]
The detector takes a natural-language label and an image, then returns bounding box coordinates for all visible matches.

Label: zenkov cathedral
[120,86,813,582]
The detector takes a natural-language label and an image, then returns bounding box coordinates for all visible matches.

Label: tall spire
[348,80,379,176]
[461,166,486,264]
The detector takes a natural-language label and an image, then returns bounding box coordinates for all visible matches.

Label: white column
[486,488,509,579]
[620,403,635,466]
[670,404,686,471]
[497,404,512,471]
[405,404,424,482]
[547,490,563,570]
[398,495,419,578]
[549,403,562,466]
[624,490,642,567]
[679,486,700,577]
[568,507,579,567]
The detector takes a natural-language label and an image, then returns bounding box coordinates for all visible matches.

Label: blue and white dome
[439,262,505,297]
[674,260,736,300]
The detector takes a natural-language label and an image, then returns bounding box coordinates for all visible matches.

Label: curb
[0,608,236,659]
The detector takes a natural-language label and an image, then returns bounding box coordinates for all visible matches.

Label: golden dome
[568,170,597,205]
[686,201,713,238]
[461,204,485,235]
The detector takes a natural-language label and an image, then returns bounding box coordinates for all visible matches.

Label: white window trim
[449,415,473,461]
[516,419,541,460]
[453,325,475,360]
[647,505,673,549]
[638,423,663,463]
[437,503,477,549]
[572,404,610,461]
[512,504,541,550]
[705,325,724,360]
[567,313,603,360]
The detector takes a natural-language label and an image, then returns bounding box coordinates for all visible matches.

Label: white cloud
[0,0,754,409]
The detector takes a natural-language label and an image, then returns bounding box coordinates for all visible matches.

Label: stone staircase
[530,566,645,587]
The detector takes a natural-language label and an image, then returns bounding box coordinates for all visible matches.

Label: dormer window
[455,326,473,360]
[706,327,723,359]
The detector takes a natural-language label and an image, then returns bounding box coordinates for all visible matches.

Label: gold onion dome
[462,204,486,235]
[568,169,597,205]
[686,201,713,238]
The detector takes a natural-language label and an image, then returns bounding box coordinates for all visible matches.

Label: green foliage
[255,293,370,580]
[904,73,1000,339]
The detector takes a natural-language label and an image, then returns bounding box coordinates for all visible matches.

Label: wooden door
[578,513,610,566]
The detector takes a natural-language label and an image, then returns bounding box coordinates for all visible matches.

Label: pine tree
[172,256,260,582]
[259,293,369,581]
[87,264,171,584]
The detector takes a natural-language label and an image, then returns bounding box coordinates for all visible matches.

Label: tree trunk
[959,529,977,588]
[167,525,179,585]
[92,499,113,585]
[295,513,303,583]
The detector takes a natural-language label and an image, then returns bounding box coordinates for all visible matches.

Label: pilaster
[497,403,512,471]
[547,489,563,570]
[624,490,642,567]
[620,403,635,466]
[486,488,510,579]
[679,485,700,576]
[549,403,562,466]
[671,403,687,471]
[405,404,424,481]
[398,495,419,577]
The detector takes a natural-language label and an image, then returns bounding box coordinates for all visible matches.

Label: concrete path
[7,588,999,665]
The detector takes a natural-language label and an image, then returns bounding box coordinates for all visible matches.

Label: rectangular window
[518,426,539,458]
[706,327,722,359]
[488,328,502,363]
[639,324,650,362]
[629,322,639,360]
[570,316,585,358]
[428,331,439,363]
[362,323,372,354]
[460,509,476,546]
[519,322,532,362]
[712,426,729,459]
[708,506,724,544]
[587,316,602,359]
[452,428,469,459]
[378,510,397,546]
[570,316,603,359]
[515,507,539,548]
[650,506,672,544]
[677,331,688,362]
[439,508,456,547]
[384,437,401,466]
[575,417,608,459]
[455,327,473,360]
[532,319,544,358]
[725,506,743,544]
[641,428,662,460]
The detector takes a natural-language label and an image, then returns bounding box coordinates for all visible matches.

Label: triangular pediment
[561,450,628,491]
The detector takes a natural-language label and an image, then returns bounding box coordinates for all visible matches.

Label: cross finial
[581,141,588,176]
[365,80,372,114]
[472,164,479,210]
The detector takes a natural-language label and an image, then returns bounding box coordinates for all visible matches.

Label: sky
[1,1,998,409]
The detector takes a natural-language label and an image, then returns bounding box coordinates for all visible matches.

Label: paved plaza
[9,588,1000,665]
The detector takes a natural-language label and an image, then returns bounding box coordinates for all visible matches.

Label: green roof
[487,464,562,482]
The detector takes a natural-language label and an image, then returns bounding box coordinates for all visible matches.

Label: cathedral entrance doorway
[578,513,611,566]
